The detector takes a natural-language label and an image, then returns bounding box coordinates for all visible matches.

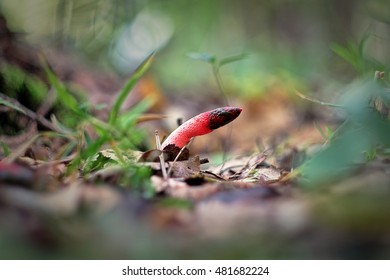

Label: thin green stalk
[212,64,230,105]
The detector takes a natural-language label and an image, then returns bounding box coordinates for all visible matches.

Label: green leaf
[314,121,327,141]
[331,43,359,70]
[0,141,10,156]
[67,135,109,173]
[300,80,390,187]
[326,126,334,140]
[219,53,249,67]
[82,149,120,174]
[358,33,369,58]
[187,52,216,64]
[108,52,155,125]
[117,99,152,130]
[300,126,370,186]
[42,62,80,112]
[83,130,92,146]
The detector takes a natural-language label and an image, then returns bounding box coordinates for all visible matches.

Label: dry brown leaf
[209,153,284,184]
[142,156,202,179]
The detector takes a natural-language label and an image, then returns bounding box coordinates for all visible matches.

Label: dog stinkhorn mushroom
[161,107,242,157]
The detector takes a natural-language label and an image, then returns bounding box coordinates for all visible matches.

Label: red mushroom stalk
[161,107,242,149]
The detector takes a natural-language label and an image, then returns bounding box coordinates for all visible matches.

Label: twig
[2,134,41,164]
[294,90,346,108]
[155,130,168,179]
[0,92,60,132]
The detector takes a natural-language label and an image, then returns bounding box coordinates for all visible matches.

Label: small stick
[294,90,345,108]
[0,92,60,132]
[155,130,168,179]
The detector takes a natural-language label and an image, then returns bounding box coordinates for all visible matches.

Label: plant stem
[212,64,230,106]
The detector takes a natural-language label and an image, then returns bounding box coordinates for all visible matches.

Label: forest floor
[1,19,390,259]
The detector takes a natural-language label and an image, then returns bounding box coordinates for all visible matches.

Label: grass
[2,53,156,196]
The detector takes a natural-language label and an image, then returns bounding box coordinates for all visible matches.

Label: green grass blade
[41,59,81,113]
[108,52,155,125]
[0,95,27,115]
[314,121,327,141]
[117,98,152,129]
[0,141,10,156]
[330,43,357,67]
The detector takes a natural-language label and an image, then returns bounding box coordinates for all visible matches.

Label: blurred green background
[1,0,389,97]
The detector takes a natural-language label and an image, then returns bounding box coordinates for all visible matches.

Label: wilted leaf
[167,156,201,178]
[141,156,201,179]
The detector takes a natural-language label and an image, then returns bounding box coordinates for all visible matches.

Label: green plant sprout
[331,33,388,75]
[187,52,249,105]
